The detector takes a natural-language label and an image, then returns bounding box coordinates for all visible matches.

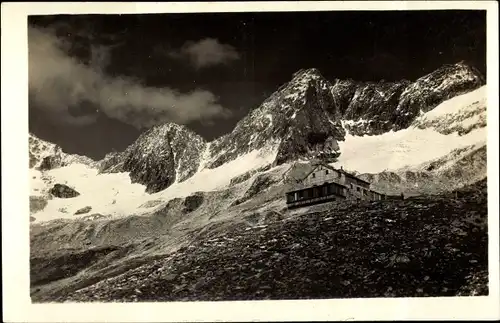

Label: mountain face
[29,134,95,170]
[99,123,206,193]
[339,62,484,136]
[94,62,484,193]
[206,68,346,169]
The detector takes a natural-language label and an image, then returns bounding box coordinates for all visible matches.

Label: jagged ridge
[340,62,484,135]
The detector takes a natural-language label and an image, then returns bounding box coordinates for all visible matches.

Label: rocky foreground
[31,179,488,302]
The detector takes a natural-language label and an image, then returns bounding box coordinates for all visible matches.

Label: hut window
[325,170,329,175]
[312,173,316,178]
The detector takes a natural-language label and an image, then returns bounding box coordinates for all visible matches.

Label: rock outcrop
[74,206,92,215]
[49,184,80,198]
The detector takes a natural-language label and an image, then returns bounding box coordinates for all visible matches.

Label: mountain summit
[99,123,206,193]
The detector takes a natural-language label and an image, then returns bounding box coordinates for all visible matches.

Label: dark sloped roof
[300,162,371,186]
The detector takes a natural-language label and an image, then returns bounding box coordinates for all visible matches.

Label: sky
[28,10,487,160]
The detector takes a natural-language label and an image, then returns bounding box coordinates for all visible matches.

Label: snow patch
[265,114,273,127]
[284,93,300,101]
[375,89,386,98]
[342,119,372,128]
[153,145,279,202]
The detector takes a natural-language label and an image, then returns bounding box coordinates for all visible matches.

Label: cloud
[169,38,240,69]
[28,27,231,128]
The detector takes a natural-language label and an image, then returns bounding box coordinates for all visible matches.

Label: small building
[285,162,386,209]
[286,181,348,209]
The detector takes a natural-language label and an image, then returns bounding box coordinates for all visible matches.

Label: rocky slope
[31,179,488,302]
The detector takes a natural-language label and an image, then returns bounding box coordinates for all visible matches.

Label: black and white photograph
[2,1,499,321]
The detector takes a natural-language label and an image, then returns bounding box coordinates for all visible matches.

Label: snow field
[32,145,279,223]
[335,86,487,174]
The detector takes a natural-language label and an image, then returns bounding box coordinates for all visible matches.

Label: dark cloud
[28,27,232,129]
[169,38,240,69]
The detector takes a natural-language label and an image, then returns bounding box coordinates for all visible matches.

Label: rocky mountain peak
[99,121,207,193]
[135,122,204,154]
[291,67,324,82]
[29,133,95,170]
[204,68,345,169]
[447,61,485,80]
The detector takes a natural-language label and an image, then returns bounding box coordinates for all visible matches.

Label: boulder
[74,206,92,215]
[38,155,63,171]
[183,193,204,213]
[49,184,80,198]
